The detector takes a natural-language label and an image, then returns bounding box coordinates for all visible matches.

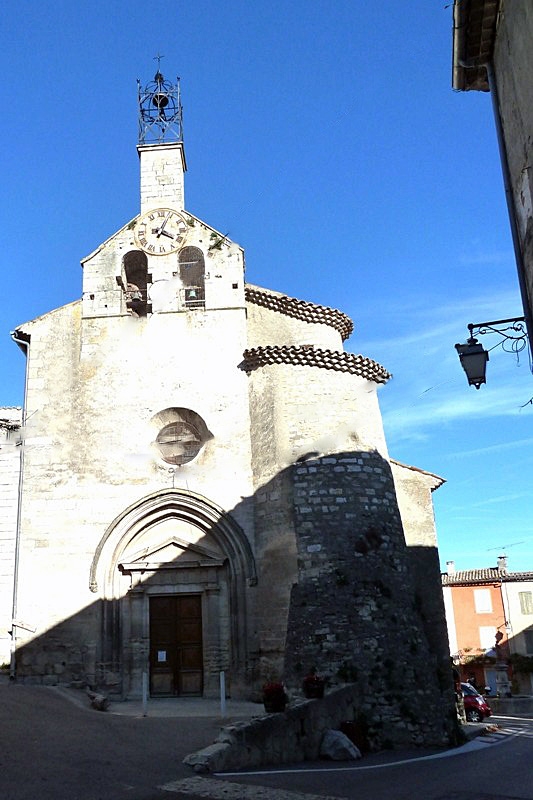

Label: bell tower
[137,61,187,214]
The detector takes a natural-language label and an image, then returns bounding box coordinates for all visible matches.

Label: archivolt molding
[241,345,391,384]
[245,286,354,341]
[90,488,257,595]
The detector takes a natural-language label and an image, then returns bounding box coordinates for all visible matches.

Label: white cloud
[458,250,514,266]
[467,491,531,509]
[447,436,533,458]
[351,289,532,444]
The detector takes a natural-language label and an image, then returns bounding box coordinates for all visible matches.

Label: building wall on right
[493,2,533,323]
[504,579,533,693]
[452,0,533,335]
[504,580,533,654]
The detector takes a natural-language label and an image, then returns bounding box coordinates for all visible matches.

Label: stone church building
[3,71,455,745]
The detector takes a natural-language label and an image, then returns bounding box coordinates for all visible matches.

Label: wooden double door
[149,595,203,696]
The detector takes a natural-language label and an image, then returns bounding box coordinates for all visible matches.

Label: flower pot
[262,682,288,712]
[303,683,325,699]
[263,698,287,713]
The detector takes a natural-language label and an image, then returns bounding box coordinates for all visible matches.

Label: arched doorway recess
[90,489,256,698]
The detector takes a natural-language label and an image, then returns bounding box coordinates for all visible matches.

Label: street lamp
[455,336,489,389]
[455,317,528,389]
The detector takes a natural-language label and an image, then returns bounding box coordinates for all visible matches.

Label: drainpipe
[486,62,533,357]
[9,330,30,680]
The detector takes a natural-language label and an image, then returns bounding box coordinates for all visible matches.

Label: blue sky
[2,1,531,572]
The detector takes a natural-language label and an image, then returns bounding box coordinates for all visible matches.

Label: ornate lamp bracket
[455,316,530,389]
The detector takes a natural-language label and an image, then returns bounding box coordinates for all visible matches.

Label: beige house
[502,572,533,693]
[5,72,455,747]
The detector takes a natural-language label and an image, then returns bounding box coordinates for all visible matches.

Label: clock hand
[157,212,172,237]
[159,229,175,240]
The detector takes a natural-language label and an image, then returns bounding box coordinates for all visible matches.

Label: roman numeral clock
[134,208,188,255]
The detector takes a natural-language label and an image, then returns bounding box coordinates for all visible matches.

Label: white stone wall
[503,578,533,655]
[391,461,442,550]
[82,217,244,319]
[245,291,390,493]
[0,408,22,665]
[246,286,344,352]
[14,296,255,652]
[247,359,389,490]
[138,142,186,213]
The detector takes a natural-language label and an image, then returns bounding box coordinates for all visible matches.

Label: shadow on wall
[12,450,457,744]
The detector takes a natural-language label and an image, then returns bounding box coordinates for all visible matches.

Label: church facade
[6,72,455,746]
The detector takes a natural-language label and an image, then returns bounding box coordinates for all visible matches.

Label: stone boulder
[320,729,362,761]
[86,690,109,711]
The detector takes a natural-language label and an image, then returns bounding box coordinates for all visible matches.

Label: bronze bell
[152,93,169,110]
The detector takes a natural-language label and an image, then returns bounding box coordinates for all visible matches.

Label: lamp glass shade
[455,340,489,389]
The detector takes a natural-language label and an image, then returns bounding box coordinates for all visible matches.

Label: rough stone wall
[185,683,457,774]
[283,451,455,740]
[494,3,533,325]
[0,407,22,665]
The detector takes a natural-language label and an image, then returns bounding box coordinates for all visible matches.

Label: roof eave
[452,0,499,92]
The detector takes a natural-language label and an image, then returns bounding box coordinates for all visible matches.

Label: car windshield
[461,683,480,696]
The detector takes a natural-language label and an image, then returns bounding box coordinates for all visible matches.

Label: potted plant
[303,671,326,699]
[262,681,288,712]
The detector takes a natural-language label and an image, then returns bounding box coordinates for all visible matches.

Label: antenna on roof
[487,541,524,553]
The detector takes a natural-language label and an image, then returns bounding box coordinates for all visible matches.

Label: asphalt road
[1,682,532,800]
[0,682,218,800]
[205,715,533,800]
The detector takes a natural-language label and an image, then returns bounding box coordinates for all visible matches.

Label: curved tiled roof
[245,286,354,341]
[241,345,391,384]
[442,568,533,585]
[0,408,22,430]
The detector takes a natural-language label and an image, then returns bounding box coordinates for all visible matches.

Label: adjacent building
[0,407,22,667]
[452,0,533,347]
[442,556,533,694]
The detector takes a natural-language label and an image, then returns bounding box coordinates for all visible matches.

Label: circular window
[156,421,203,466]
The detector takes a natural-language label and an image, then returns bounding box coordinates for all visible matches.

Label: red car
[461,682,492,722]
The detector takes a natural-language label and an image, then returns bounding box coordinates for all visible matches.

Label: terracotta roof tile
[245,285,354,341]
[241,345,391,384]
[442,568,533,585]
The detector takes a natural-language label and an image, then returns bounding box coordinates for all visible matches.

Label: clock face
[135,208,188,255]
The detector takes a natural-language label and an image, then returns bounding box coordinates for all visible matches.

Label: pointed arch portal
[90,489,256,698]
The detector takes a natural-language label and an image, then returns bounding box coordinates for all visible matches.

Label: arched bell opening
[123,250,151,317]
[179,246,205,309]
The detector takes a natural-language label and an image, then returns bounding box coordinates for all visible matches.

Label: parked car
[461,682,492,722]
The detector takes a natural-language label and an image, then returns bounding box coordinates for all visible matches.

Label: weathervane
[137,55,183,144]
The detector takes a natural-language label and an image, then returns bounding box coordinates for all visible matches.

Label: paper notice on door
[157,650,166,662]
